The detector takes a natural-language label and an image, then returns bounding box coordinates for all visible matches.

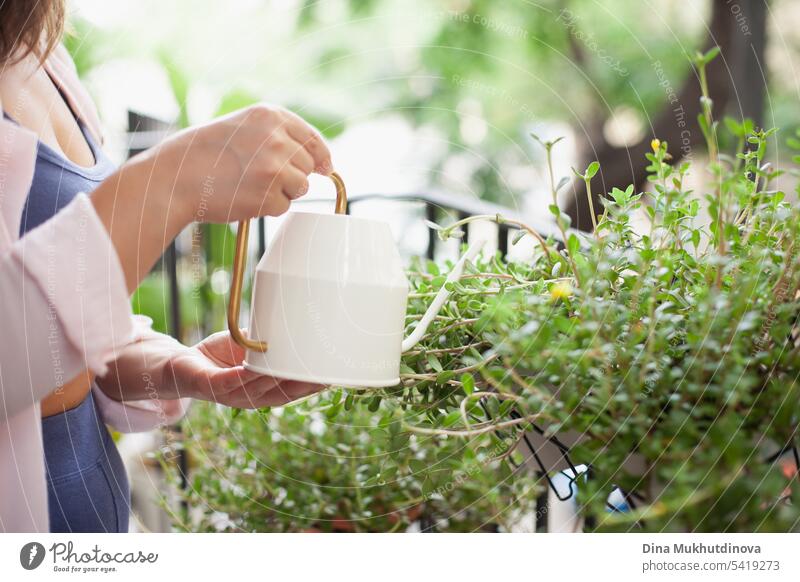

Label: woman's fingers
[153,103,331,225]
[282,136,315,175]
[262,190,292,216]
[281,166,310,200]
[254,380,326,407]
[206,366,267,396]
[281,110,332,174]
[196,330,248,366]
[220,379,326,409]
[207,374,284,407]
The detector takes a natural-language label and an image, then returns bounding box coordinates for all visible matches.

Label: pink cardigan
[0,46,188,532]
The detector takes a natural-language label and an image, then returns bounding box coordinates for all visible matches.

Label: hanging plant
[334,48,800,532]
[167,395,539,532]
[169,48,800,532]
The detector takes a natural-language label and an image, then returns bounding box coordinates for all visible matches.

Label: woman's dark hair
[0,0,65,67]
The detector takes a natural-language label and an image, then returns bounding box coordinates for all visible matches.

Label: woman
[1,0,328,532]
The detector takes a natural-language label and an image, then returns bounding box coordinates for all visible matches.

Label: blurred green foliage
[66,0,783,204]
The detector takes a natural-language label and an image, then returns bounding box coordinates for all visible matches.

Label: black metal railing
[344,191,563,260]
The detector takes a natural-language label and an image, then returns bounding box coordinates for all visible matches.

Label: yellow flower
[648,501,668,518]
[651,138,661,153]
[550,281,572,301]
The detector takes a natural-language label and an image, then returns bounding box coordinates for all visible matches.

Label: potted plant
[334,48,800,532]
[166,394,539,532]
[168,49,799,532]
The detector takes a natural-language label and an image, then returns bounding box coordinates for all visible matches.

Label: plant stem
[404,414,543,437]
[698,59,726,273]
[459,391,522,429]
[400,354,499,381]
[585,177,598,233]
[426,317,480,337]
[403,341,490,357]
[408,279,552,299]
[544,144,582,288]
[441,214,556,261]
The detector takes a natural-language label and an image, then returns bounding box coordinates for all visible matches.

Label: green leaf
[697,113,710,139]
[436,371,455,385]
[368,395,382,412]
[443,411,462,427]
[585,161,600,179]
[461,373,475,396]
[498,399,516,417]
[215,88,259,117]
[421,478,435,498]
[380,466,399,481]
[409,459,428,473]
[325,402,343,419]
[724,117,743,137]
[696,45,720,66]
[158,52,190,128]
[567,233,580,255]
[427,354,443,373]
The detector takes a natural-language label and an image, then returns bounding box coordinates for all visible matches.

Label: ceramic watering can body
[245,211,409,386]
[228,173,484,388]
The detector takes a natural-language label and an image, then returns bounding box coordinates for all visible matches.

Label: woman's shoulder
[0,120,37,248]
[43,44,104,145]
[46,43,76,70]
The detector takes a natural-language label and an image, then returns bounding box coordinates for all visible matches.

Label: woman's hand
[91,103,331,292]
[146,104,332,222]
[165,330,326,408]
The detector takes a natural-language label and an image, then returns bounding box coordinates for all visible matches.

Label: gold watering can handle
[227,172,348,352]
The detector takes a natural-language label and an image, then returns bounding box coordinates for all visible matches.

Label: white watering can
[227,173,485,387]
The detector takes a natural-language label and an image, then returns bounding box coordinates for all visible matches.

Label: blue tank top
[17,116,116,234]
[7,109,131,533]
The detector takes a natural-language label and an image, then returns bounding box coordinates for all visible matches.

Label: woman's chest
[0,62,95,167]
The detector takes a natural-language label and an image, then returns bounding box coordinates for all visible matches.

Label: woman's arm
[1,100,331,421]
[89,154,187,293]
[91,104,333,293]
[0,193,135,422]
[92,316,191,433]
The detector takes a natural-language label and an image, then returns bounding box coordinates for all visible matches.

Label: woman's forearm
[95,326,188,402]
[90,154,190,293]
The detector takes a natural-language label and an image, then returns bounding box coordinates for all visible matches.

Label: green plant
[167,394,538,532]
[169,48,800,533]
[332,48,800,532]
